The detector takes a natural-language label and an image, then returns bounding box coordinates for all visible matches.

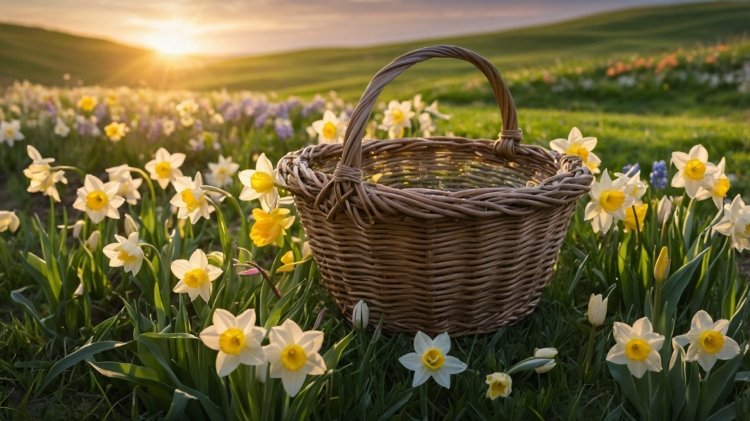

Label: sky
[2,0,696,56]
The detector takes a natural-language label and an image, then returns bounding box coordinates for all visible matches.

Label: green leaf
[607,362,647,419]
[164,389,197,421]
[662,248,709,314]
[87,360,168,390]
[38,340,129,393]
[697,357,743,419]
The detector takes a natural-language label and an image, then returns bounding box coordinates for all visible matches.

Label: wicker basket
[278,45,592,335]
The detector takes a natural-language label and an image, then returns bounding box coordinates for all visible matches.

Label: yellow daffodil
[550,127,601,174]
[606,317,664,378]
[623,203,648,232]
[106,164,142,205]
[671,145,717,198]
[200,308,267,377]
[584,170,634,233]
[276,247,313,273]
[206,155,240,188]
[77,96,97,112]
[311,110,345,144]
[673,310,740,373]
[485,372,512,399]
[263,319,327,397]
[104,121,128,142]
[73,174,125,223]
[654,246,670,283]
[398,331,467,389]
[250,208,295,247]
[0,210,20,233]
[712,195,750,252]
[144,147,186,189]
[171,249,223,302]
[170,172,215,224]
[102,232,144,275]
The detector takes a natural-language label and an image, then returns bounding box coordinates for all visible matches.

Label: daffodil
[104,121,128,142]
[584,170,634,233]
[171,249,223,302]
[250,208,295,247]
[1,120,24,146]
[673,310,741,373]
[588,294,608,327]
[206,155,240,188]
[606,317,664,378]
[311,110,345,144]
[276,249,312,273]
[379,100,415,139]
[695,157,730,209]
[485,372,512,399]
[398,331,467,389]
[712,195,750,252]
[238,153,293,211]
[124,214,139,236]
[671,145,717,198]
[418,113,436,137]
[106,164,142,205]
[54,118,70,137]
[73,174,125,223]
[102,232,144,275]
[263,319,327,397]
[550,127,601,174]
[24,145,67,202]
[623,203,648,232]
[200,308,267,377]
[0,211,20,233]
[654,246,670,283]
[616,171,648,203]
[77,96,97,112]
[170,172,215,224]
[144,147,186,189]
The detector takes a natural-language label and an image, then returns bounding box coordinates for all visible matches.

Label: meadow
[1,2,750,419]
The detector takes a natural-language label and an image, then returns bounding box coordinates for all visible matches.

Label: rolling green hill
[1,2,749,96]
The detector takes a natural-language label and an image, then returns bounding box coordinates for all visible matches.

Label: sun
[147,21,196,57]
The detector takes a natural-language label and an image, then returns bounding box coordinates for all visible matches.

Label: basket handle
[339,45,522,172]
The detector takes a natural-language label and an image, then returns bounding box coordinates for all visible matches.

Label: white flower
[170,172,215,224]
[671,145,717,198]
[418,113,435,137]
[1,120,25,146]
[712,195,750,252]
[85,230,100,250]
[379,100,415,138]
[102,232,144,275]
[398,331,467,389]
[206,155,240,188]
[485,372,512,399]
[54,118,70,137]
[124,214,139,236]
[550,127,601,174]
[0,210,20,233]
[584,170,634,233]
[533,348,558,374]
[673,310,741,373]
[695,157,730,209]
[588,294,608,326]
[424,100,451,120]
[171,249,223,302]
[106,164,142,205]
[657,196,673,225]
[352,300,369,330]
[24,145,67,202]
[263,319,327,397]
[606,317,664,378]
[238,153,293,211]
[144,147,185,189]
[616,171,648,203]
[200,308,267,377]
[311,110,345,144]
[73,174,124,223]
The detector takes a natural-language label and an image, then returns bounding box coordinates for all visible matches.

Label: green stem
[204,185,248,248]
[583,325,597,381]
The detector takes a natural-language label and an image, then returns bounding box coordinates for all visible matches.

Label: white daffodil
[606,317,664,378]
[712,195,750,252]
[263,319,327,397]
[673,310,741,373]
[170,172,215,224]
[671,144,717,198]
[584,170,634,234]
[550,127,601,174]
[73,174,124,223]
[200,308,267,377]
[418,113,436,137]
[398,331,467,389]
[379,100,415,139]
[144,147,185,189]
[239,153,293,211]
[485,372,512,400]
[1,120,25,146]
[533,348,558,374]
[206,155,240,188]
[102,232,144,275]
[616,171,648,203]
[24,145,67,202]
[311,110,346,144]
[695,157,730,209]
[588,294,608,327]
[424,100,451,120]
[171,249,223,302]
[0,210,20,233]
[106,164,142,205]
[54,117,70,137]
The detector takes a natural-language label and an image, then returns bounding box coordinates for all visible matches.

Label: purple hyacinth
[650,160,668,190]
[622,163,640,177]
[274,118,294,140]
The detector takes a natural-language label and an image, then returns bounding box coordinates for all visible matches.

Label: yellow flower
[276,247,313,273]
[623,203,648,232]
[238,153,293,212]
[104,121,128,142]
[674,310,740,373]
[200,308,266,377]
[262,319,327,397]
[485,372,512,400]
[171,249,223,302]
[654,246,670,283]
[606,317,664,378]
[250,208,295,247]
[398,331,467,389]
[77,96,97,112]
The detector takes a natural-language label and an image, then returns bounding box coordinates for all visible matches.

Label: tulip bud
[533,347,558,374]
[352,300,369,330]
[85,230,100,250]
[657,196,672,224]
[654,246,670,283]
[124,214,139,236]
[587,294,608,327]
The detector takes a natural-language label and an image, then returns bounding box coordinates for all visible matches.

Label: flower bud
[657,196,672,224]
[85,230,100,250]
[207,251,225,267]
[533,347,558,374]
[124,214,139,236]
[654,246,670,283]
[587,293,608,327]
[352,300,369,330]
[72,220,85,239]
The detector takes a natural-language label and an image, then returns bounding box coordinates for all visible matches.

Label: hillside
[0,2,749,95]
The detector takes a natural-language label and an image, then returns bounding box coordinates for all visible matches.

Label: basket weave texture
[278,45,593,335]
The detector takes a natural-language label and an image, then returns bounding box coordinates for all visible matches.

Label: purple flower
[275,118,294,140]
[622,163,640,176]
[650,160,668,190]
